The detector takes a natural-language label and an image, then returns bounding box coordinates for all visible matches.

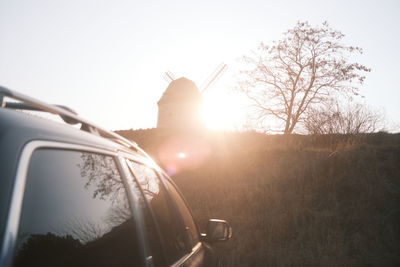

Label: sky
[0,0,399,131]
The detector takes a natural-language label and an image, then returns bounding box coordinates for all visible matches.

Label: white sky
[0,0,399,131]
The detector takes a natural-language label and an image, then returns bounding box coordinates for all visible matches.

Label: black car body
[0,87,231,267]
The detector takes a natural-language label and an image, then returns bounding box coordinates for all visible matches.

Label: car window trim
[127,159,199,264]
[116,156,150,267]
[127,159,203,266]
[0,140,147,267]
[119,151,161,173]
[171,242,203,267]
[125,159,170,265]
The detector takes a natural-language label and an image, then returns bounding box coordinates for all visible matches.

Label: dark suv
[0,87,232,267]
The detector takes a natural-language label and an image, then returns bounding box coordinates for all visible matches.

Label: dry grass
[118,129,400,267]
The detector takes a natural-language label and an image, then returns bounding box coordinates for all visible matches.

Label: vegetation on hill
[118,129,400,267]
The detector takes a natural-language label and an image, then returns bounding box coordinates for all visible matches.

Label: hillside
[118,129,400,267]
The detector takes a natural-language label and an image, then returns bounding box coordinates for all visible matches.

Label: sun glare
[202,91,246,130]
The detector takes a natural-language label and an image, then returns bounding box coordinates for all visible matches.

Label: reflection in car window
[163,178,200,246]
[13,149,141,267]
[128,161,187,265]
[123,160,165,267]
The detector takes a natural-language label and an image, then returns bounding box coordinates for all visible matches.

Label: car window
[122,159,165,267]
[12,149,142,267]
[127,160,187,265]
[162,177,200,247]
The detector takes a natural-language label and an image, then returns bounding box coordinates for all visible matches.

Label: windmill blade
[163,71,177,83]
[201,63,228,92]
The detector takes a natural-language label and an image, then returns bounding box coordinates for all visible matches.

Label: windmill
[157,64,228,129]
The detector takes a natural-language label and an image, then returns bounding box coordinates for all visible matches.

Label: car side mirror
[202,219,232,243]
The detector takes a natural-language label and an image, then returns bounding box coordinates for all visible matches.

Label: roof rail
[0,85,140,151]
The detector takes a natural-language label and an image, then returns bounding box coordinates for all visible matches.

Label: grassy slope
[118,129,400,267]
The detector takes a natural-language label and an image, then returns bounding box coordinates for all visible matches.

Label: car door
[126,160,188,266]
[126,160,215,267]
[7,142,147,267]
[159,175,214,267]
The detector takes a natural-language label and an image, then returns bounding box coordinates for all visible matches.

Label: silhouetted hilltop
[117,129,400,266]
[117,128,400,159]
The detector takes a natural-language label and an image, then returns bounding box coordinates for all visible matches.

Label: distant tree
[237,21,370,134]
[304,101,385,134]
[14,233,80,267]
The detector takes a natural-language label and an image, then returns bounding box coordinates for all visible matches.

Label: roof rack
[0,85,140,151]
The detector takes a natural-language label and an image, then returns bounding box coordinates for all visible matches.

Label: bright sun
[201,91,246,130]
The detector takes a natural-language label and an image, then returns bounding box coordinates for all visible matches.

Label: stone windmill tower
[157,64,227,129]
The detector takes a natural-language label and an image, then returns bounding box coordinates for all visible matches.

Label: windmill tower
[157,64,227,129]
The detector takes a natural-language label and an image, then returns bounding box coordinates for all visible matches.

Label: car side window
[122,159,165,267]
[162,177,200,247]
[127,161,187,265]
[13,149,142,267]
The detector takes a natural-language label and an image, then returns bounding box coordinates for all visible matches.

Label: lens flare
[158,133,211,176]
[177,152,187,158]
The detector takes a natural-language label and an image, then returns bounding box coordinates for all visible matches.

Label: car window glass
[122,159,165,267]
[13,149,141,267]
[163,178,200,246]
[127,161,187,265]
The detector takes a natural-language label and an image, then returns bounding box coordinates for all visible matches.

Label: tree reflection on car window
[13,149,141,267]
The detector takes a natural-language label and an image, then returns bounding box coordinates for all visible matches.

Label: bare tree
[78,153,125,203]
[304,101,385,134]
[237,21,370,134]
[58,217,105,244]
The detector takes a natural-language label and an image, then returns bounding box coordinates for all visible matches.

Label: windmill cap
[158,77,203,105]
